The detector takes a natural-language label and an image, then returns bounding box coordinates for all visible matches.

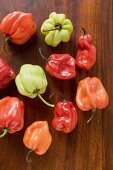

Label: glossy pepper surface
[52,101,78,133]
[45,54,76,80]
[0,58,15,89]
[76,77,109,111]
[0,96,24,137]
[0,11,36,45]
[76,29,96,70]
[15,64,54,107]
[41,12,73,47]
[23,121,52,155]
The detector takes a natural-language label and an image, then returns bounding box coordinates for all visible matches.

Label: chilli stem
[81,28,86,35]
[87,108,96,123]
[26,149,33,163]
[0,128,9,138]
[42,24,61,32]
[49,92,67,101]
[4,35,11,54]
[37,93,55,107]
[39,48,48,61]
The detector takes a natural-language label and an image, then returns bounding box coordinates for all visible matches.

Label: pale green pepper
[15,64,54,107]
[41,12,73,47]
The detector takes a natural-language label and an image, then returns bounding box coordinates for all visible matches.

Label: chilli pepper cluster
[0,11,109,162]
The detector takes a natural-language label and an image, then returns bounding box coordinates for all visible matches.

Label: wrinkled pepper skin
[15,64,47,98]
[0,58,15,89]
[45,54,76,80]
[41,12,73,47]
[76,33,96,70]
[0,97,24,135]
[0,11,36,45]
[52,101,78,133]
[23,121,52,155]
[15,64,54,107]
[76,77,109,111]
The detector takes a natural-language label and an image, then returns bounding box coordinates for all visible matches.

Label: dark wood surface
[0,0,112,170]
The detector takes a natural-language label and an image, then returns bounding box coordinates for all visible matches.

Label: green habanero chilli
[15,64,54,107]
[41,12,73,47]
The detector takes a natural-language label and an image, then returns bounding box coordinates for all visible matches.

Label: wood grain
[0,0,112,170]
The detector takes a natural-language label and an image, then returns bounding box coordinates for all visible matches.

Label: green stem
[87,108,96,123]
[4,35,11,54]
[0,128,9,138]
[26,149,33,163]
[37,93,55,107]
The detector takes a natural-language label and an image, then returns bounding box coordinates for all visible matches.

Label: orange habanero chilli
[23,121,52,162]
[0,11,37,45]
[76,77,109,122]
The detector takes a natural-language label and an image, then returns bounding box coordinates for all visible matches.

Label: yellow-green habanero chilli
[15,64,54,107]
[41,12,73,47]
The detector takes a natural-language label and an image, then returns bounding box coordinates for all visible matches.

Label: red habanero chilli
[0,11,37,45]
[52,101,78,133]
[76,29,96,70]
[45,54,76,80]
[0,58,15,89]
[0,96,24,138]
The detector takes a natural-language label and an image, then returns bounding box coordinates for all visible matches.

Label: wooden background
[0,0,112,170]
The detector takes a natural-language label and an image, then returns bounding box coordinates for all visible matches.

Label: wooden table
[0,0,112,170]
